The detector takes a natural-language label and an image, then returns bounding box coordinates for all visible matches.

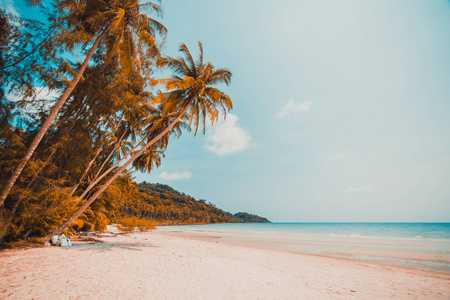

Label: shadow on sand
[70,240,161,253]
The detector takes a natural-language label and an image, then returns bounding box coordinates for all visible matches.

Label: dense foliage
[0,1,267,245]
[112,182,270,224]
[228,212,271,224]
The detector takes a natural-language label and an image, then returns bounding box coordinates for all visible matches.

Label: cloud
[8,87,60,102]
[330,153,346,161]
[158,171,193,181]
[0,0,19,16]
[345,185,372,193]
[328,151,359,163]
[277,98,311,118]
[204,114,252,155]
[36,87,61,100]
[8,87,61,116]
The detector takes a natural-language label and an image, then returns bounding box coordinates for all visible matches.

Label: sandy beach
[1,227,449,300]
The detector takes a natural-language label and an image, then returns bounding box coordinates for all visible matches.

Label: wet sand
[159,226,450,273]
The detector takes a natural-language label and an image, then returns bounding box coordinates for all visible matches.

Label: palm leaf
[179,43,196,76]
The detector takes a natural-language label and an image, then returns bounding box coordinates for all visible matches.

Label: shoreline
[159,230,449,279]
[1,228,449,299]
[157,225,450,274]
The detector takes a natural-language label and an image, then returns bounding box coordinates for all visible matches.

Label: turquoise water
[164,223,450,273]
[168,222,450,241]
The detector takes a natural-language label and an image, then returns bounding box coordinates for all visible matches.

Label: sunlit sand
[1,227,448,299]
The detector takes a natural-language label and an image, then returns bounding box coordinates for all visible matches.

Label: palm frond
[119,27,133,73]
[179,43,196,75]
[137,27,160,58]
[155,42,233,136]
[138,2,163,18]
[207,68,232,86]
[156,56,189,76]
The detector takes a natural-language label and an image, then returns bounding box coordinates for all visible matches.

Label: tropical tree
[65,68,159,201]
[0,0,166,207]
[52,42,233,235]
[132,147,163,173]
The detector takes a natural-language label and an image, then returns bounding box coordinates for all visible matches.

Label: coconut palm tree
[132,147,163,173]
[69,96,184,205]
[52,42,233,235]
[0,0,166,207]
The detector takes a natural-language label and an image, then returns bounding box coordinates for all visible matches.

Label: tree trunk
[94,126,129,180]
[69,116,124,197]
[0,148,57,243]
[68,146,102,197]
[52,104,190,236]
[0,28,109,208]
[0,106,86,243]
[76,129,149,201]
[0,196,23,243]
[20,228,33,240]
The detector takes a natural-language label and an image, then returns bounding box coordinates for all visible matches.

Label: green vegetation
[115,217,157,232]
[113,182,270,225]
[0,1,267,244]
[228,212,271,223]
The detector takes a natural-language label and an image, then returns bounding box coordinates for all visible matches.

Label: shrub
[115,217,157,232]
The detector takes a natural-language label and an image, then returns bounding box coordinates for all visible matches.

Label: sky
[3,0,450,222]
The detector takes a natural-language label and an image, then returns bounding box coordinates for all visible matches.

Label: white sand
[1,228,449,299]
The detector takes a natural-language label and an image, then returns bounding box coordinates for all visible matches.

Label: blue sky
[4,0,450,222]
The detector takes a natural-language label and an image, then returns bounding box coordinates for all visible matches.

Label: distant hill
[227,212,271,223]
[114,182,270,224]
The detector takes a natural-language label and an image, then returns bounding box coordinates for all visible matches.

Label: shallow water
[163,223,450,273]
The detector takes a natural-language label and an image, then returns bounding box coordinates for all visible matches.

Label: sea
[163,223,450,273]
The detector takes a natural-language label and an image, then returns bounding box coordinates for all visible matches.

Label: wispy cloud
[7,88,61,123]
[330,153,346,161]
[158,171,193,181]
[204,114,252,156]
[345,185,372,193]
[277,98,311,118]
[328,151,359,163]
[36,87,61,100]
[8,87,61,103]
[0,0,19,16]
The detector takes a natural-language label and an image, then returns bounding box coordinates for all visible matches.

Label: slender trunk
[20,228,33,240]
[69,116,124,197]
[53,105,190,236]
[0,148,57,242]
[0,196,23,243]
[77,129,150,201]
[68,146,102,197]
[0,28,110,208]
[0,107,84,243]
[94,126,128,180]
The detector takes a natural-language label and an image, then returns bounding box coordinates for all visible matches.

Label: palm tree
[0,0,166,207]
[52,42,233,235]
[68,83,159,200]
[132,147,163,173]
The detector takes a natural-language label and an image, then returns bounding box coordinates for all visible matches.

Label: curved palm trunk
[0,106,87,243]
[68,117,124,197]
[68,146,103,197]
[0,28,109,208]
[76,129,150,201]
[52,104,190,236]
[70,126,128,200]
[94,126,129,180]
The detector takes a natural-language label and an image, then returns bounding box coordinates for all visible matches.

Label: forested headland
[0,0,264,245]
[114,181,270,225]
